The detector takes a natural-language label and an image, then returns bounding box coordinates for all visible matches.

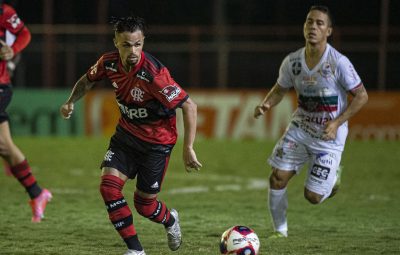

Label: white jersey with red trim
[277,44,362,146]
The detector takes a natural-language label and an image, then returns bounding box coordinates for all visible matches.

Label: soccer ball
[219,226,260,255]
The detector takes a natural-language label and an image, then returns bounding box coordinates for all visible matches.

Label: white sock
[268,188,288,236]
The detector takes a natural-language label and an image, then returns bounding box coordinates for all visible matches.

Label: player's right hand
[0,40,14,61]
[254,104,270,119]
[60,102,74,119]
[183,148,202,172]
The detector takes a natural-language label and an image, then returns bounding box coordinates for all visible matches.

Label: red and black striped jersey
[86,51,188,145]
[0,4,30,85]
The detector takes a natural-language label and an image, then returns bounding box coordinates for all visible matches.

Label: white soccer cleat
[124,249,146,255]
[166,209,182,251]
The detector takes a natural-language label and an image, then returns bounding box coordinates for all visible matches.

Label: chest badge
[320,62,334,78]
[131,87,145,102]
[292,61,302,75]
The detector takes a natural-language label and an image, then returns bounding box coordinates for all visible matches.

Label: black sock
[124,235,143,251]
[164,214,175,228]
[27,183,42,199]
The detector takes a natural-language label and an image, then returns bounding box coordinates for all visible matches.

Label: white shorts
[268,123,344,196]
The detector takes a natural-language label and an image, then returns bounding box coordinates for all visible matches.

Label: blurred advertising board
[83,90,400,141]
[8,89,400,140]
[8,89,84,136]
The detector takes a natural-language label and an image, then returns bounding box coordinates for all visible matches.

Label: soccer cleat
[29,189,52,223]
[124,249,146,255]
[329,165,343,198]
[267,231,287,239]
[166,209,182,251]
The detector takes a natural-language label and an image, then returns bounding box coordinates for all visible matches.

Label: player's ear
[113,37,118,48]
[327,27,332,37]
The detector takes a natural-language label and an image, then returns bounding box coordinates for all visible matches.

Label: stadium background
[5,0,399,140]
[1,1,400,255]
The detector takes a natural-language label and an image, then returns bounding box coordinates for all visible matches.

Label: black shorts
[101,126,174,194]
[0,85,12,123]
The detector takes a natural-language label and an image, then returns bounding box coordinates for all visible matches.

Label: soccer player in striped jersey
[254,5,368,238]
[60,16,202,255]
[0,1,52,223]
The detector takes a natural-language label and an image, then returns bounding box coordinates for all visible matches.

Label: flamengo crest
[131,87,144,102]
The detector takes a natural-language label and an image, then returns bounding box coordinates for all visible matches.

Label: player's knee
[99,175,124,201]
[134,192,157,218]
[0,142,11,158]
[304,189,322,204]
[269,172,288,189]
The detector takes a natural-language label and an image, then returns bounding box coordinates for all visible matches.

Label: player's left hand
[322,120,339,140]
[183,147,202,172]
[0,40,14,61]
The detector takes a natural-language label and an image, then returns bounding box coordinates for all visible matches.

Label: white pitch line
[50,188,86,195]
[168,186,209,194]
[215,184,242,191]
[167,178,268,195]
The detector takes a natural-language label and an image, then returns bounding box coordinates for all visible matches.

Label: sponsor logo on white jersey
[302,75,317,86]
[320,62,334,78]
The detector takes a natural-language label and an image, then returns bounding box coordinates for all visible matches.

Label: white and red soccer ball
[220,226,260,255]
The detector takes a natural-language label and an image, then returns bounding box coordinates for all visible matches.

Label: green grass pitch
[0,137,399,254]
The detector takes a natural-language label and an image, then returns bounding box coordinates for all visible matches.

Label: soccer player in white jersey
[254,5,368,238]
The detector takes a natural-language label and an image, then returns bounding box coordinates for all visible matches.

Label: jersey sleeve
[2,4,25,34]
[276,55,293,88]
[86,56,107,82]
[336,56,362,91]
[150,67,188,109]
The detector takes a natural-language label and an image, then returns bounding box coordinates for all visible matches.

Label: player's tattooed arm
[67,74,96,103]
[254,83,289,119]
[60,74,95,119]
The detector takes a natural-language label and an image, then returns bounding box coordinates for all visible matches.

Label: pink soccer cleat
[29,189,52,223]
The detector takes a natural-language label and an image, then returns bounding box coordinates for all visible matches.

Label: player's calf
[133,192,173,225]
[304,189,323,204]
[100,175,143,252]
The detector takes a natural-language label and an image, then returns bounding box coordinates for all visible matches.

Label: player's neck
[122,63,135,72]
[304,42,327,69]
[305,42,326,58]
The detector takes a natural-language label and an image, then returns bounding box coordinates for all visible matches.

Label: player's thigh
[136,151,171,194]
[101,167,129,182]
[0,85,12,125]
[268,132,310,174]
[0,86,13,147]
[305,149,342,196]
[100,144,139,179]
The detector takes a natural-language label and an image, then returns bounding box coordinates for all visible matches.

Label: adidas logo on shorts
[151,182,159,189]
